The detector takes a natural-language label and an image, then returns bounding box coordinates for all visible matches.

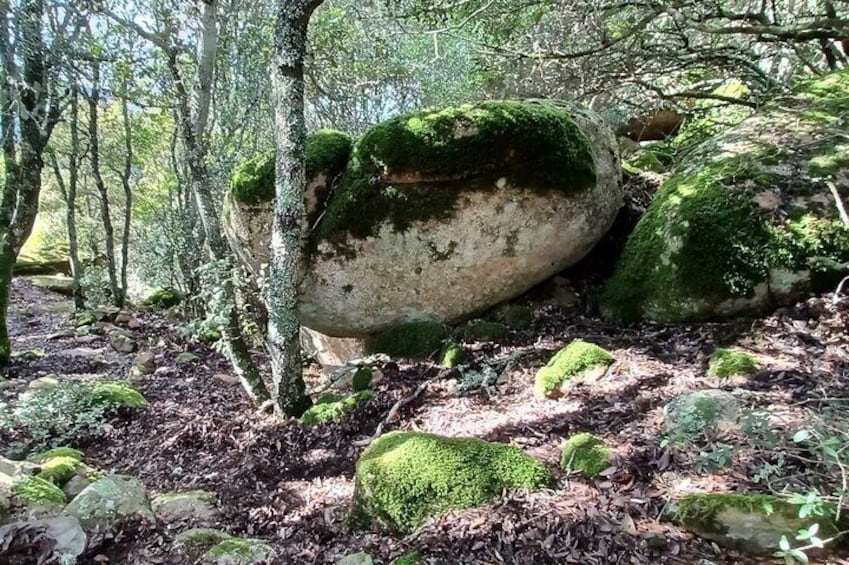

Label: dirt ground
[2,269,849,564]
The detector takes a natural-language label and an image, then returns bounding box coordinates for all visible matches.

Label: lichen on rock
[534,340,614,399]
[351,430,550,532]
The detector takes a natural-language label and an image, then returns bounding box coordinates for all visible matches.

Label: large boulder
[225,101,623,337]
[602,70,849,323]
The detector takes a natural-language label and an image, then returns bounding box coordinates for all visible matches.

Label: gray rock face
[63,475,154,530]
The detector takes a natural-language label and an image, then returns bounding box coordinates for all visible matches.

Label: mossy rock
[561,433,611,477]
[299,391,374,426]
[152,489,217,523]
[601,69,849,323]
[314,101,596,243]
[173,527,232,550]
[36,456,82,486]
[351,430,550,532]
[30,447,83,464]
[534,340,614,399]
[365,321,450,359]
[351,367,373,392]
[64,474,154,529]
[459,320,508,342]
[200,537,276,565]
[439,342,466,368]
[673,493,839,554]
[142,288,183,309]
[89,381,147,409]
[229,130,353,206]
[13,476,67,505]
[707,348,758,379]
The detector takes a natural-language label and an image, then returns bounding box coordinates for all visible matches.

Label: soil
[2,247,849,563]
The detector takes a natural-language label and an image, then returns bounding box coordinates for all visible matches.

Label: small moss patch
[365,321,450,359]
[439,342,466,368]
[36,456,81,485]
[352,367,373,392]
[13,476,66,505]
[142,288,182,309]
[707,348,758,379]
[351,430,550,532]
[90,381,147,409]
[395,552,423,565]
[460,320,508,342]
[534,340,614,398]
[561,433,611,477]
[299,391,374,426]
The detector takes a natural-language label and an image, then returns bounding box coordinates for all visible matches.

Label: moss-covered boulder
[602,70,849,323]
[561,433,612,477]
[707,348,758,379]
[200,537,276,565]
[151,490,217,524]
[534,340,614,399]
[673,493,838,554]
[351,430,550,532]
[226,101,622,338]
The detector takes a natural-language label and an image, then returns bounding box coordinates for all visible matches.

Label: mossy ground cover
[351,431,550,532]
[313,101,596,245]
[561,433,612,477]
[601,69,849,323]
[707,348,758,379]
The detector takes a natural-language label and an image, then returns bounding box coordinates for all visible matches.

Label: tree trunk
[267,0,324,417]
[87,63,122,307]
[119,92,133,307]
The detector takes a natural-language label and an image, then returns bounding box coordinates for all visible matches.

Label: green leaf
[792,430,810,443]
[779,535,791,551]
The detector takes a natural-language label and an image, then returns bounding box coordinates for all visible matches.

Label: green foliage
[395,551,423,565]
[534,340,614,398]
[142,287,182,308]
[708,348,758,379]
[351,367,374,392]
[0,379,146,451]
[460,320,508,342]
[229,130,353,205]
[13,476,66,505]
[365,321,451,359]
[299,391,374,426]
[561,432,611,477]
[352,431,550,532]
[314,101,596,244]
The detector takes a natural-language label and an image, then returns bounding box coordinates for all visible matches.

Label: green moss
[534,340,614,398]
[314,101,596,245]
[439,342,466,368]
[90,381,147,409]
[173,527,231,549]
[601,70,849,324]
[75,311,97,327]
[30,446,83,463]
[561,433,611,477]
[13,476,66,505]
[365,321,450,359]
[460,320,508,342]
[395,551,423,565]
[808,144,849,177]
[229,130,353,205]
[352,367,373,392]
[299,391,374,426]
[142,288,182,308]
[492,304,533,330]
[36,456,81,485]
[707,348,758,379]
[203,537,274,562]
[352,431,550,532]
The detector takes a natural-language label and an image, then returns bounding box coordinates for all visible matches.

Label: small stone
[110,333,138,354]
[127,318,143,330]
[133,352,157,374]
[176,352,199,364]
[151,490,217,524]
[62,475,92,501]
[114,312,132,324]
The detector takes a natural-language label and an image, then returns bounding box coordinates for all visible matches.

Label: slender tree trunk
[87,63,121,307]
[267,0,324,417]
[118,92,133,306]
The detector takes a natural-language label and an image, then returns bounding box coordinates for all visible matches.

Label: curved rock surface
[226,101,623,337]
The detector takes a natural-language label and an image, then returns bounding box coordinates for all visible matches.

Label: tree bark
[87,62,122,307]
[267,0,324,417]
[119,91,133,307]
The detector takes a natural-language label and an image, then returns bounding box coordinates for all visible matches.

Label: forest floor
[2,274,849,564]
